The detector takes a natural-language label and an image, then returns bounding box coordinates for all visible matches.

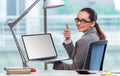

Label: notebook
[22,33,69,62]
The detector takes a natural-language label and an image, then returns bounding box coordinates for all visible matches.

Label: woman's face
[75,11,95,32]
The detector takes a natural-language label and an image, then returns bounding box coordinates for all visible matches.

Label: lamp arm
[10,28,28,67]
[8,0,41,67]
[8,0,41,28]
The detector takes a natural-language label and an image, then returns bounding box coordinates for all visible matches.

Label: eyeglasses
[75,18,91,24]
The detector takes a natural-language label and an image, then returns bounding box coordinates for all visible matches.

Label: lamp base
[4,67,36,75]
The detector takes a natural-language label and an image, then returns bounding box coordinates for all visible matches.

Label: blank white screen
[22,34,57,60]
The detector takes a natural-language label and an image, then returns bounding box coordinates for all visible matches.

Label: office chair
[83,40,108,71]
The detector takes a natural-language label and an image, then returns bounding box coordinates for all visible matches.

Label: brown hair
[80,7,106,40]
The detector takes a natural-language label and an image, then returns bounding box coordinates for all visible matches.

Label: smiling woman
[52,7,106,70]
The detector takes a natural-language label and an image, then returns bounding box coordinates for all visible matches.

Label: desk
[0,70,99,76]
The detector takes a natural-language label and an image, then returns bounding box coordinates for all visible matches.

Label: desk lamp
[7,0,65,69]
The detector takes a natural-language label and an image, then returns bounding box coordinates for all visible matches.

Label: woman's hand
[63,24,71,40]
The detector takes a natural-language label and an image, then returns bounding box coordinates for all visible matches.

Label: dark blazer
[53,27,100,70]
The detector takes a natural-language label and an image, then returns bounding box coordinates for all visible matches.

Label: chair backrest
[83,40,108,71]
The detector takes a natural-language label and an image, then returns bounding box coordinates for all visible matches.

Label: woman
[53,7,106,70]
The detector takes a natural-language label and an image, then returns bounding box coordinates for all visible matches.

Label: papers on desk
[75,69,120,76]
[4,67,31,75]
[99,70,120,76]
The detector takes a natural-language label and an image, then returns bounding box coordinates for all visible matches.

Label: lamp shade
[43,0,65,9]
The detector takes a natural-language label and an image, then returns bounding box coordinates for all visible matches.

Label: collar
[83,27,97,36]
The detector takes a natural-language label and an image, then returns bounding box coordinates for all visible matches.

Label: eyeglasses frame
[75,17,92,24]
